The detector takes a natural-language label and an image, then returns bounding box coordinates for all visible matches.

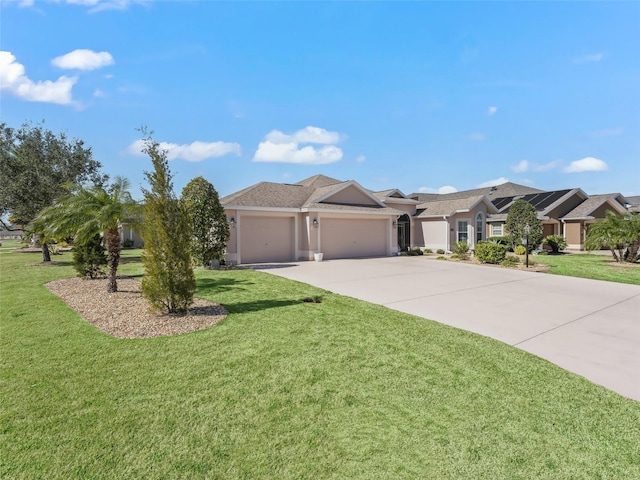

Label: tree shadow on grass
[196,277,254,294]
[223,298,303,314]
[120,256,142,264]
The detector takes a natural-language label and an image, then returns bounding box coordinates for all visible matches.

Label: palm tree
[585,210,640,263]
[36,177,140,292]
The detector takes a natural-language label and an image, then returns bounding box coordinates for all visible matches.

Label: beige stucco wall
[225,210,238,255]
[565,221,583,248]
[591,204,617,219]
[384,201,417,215]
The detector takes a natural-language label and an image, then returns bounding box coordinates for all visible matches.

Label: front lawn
[534,252,640,285]
[2,245,639,479]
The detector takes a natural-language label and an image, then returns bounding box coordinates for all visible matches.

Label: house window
[476,213,483,243]
[491,223,503,237]
[457,220,469,243]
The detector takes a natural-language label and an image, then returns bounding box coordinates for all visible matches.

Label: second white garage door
[321,218,388,260]
[240,216,294,264]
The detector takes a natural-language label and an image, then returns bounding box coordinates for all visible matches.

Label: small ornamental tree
[542,234,567,254]
[505,199,543,251]
[73,234,107,279]
[140,131,195,314]
[585,211,640,263]
[181,176,229,267]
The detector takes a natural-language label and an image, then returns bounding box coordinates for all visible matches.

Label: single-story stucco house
[220,174,637,265]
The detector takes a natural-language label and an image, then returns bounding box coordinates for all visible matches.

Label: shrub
[501,255,520,267]
[423,248,433,254]
[436,249,445,254]
[411,246,423,255]
[450,253,459,259]
[475,242,507,264]
[505,199,543,250]
[436,255,447,260]
[487,236,508,245]
[513,245,527,255]
[73,234,107,278]
[453,241,469,255]
[407,249,420,256]
[122,238,135,248]
[543,234,567,254]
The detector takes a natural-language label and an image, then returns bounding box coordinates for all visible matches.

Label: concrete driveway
[260,256,640,402]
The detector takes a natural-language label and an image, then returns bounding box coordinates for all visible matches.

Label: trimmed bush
[475,242,507,264]
[436,255,447,260]
[423,248,433,254]
[409,246,424,256]
[436,249,445,254]
[514,245,527,255]
[453,241,469,255]
[72,234,107,279]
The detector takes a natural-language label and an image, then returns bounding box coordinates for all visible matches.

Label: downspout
[444,215,450,252]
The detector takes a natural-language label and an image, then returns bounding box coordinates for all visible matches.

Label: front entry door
[397,214,411,251]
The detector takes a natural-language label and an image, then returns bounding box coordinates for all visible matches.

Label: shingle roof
[416,195,494,217]
[561,194,627,220]
[221,182,315,208]
[409,182,543,202]
[221,177,404,215]
[294,174,343,187]
[626,196,640,213]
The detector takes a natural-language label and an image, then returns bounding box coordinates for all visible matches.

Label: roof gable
[294,174,343,188]
[311,181,386,207]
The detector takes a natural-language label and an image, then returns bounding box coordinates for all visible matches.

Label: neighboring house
[561,193,630,249]
[221,175,635,264]
[120,224,143,247]
[221,175,405,264]
[485,188,589,239]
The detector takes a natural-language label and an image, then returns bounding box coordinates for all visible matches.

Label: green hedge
[475,242,507,264]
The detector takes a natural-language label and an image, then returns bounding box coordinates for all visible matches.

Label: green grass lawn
[2,240,640,479]
[534,252,640,285]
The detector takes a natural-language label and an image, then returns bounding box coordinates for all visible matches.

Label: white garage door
[240,216,294,264]
[321,218,387,260]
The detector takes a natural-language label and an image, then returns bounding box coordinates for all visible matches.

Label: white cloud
[511,159,560,173]
[18,0,35,6]
[574,53,604,64]
[265,126,343,145]
[511,160,529,173]
[128,139,241,162]
[590,128,622,137]
[52,49,114,70]
[467,132,485,141]
[419,185,458,194]
[254,141,342,165]
[487,106,497,116]
[93,88,104,97]
[355,155,366,163]
[0,51,77,105]
[564,157,608,173]
[477,177,508,188]
[253,125,345,165]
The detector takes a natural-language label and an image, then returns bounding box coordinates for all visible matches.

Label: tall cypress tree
[139,131,195,314]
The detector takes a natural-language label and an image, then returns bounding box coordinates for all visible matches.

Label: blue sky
[2,0,639,200]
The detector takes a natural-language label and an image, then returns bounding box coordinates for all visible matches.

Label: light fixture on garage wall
[312,218,319,228]
[392,220,397,228]
[229,217,236,228]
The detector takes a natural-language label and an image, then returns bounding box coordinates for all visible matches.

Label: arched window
[476,213,484,244]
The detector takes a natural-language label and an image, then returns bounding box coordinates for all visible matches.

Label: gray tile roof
[416,195,493,217]
[562,194,627,220]
[222,177,403,215]
[294,174,343,187]
[410,182,543,202]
